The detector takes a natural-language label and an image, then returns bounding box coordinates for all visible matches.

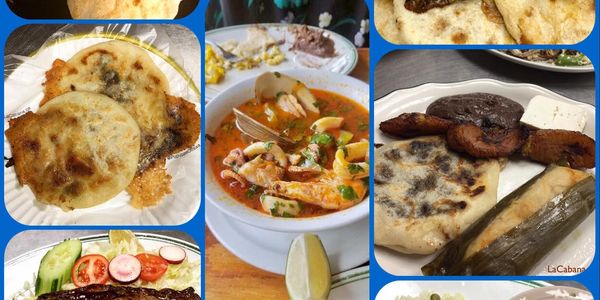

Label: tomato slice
[71,254,110,287]
[135,254,169,282]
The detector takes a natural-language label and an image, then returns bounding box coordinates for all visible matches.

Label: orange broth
[209,88,369,217]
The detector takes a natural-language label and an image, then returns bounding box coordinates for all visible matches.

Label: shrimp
[266,170,367,210]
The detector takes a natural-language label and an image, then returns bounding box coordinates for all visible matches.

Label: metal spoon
[233,108,296,149]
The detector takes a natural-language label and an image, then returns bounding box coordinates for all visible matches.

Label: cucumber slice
[35,239,82,296]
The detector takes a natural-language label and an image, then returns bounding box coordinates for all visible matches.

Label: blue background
[0,0,598,299]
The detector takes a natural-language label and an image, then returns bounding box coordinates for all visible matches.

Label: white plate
[205,23,358,99]
[510,286,594,300]
[3,36,201,225]
[205,69,369,233]
[4,232,201,300]
[206,200,369,275]
[375,281,592,300]
[374,79,596,276]
[329,266,369,300]
[488,50,594,73]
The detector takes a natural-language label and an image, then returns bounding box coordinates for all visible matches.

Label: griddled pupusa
[5,92,141,210]
[374,136,500,254]
[43,41,199,173]
[41,40,200,207]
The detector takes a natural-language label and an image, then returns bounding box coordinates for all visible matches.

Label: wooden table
[205,49,370,300]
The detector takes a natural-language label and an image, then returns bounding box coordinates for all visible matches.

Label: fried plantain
[379,112,453,138]
[446,123,527,158]
[522,129,595,169]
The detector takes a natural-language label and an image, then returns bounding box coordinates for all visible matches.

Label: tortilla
[374,136,500,254]
[5,92,141,210]
[391,0,515,44]
[494,0,595,44]
[375,0,404,44]
[67,0,182,19]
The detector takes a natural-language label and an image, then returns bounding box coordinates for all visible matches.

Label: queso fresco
[209,72,370,218]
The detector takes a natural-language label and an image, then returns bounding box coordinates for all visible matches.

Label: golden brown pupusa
[42,40,200,208]
[5,92,141,210]
[67,0,182,19]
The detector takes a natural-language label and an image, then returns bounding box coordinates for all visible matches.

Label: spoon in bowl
[233,108,296,149]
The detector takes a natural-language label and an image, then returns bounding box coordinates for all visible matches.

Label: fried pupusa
[43,40,200,207]
[67,0,182,19]
[5,92,141,210]
[374,136,500,254]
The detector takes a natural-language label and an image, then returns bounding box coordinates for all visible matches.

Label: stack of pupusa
[5,40,200,211]
[67,0,182,19]
[374,0,595,44]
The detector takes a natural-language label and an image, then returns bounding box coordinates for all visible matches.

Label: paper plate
[3,36,201,225]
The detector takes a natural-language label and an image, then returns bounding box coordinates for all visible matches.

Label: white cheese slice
[520,95,587,132]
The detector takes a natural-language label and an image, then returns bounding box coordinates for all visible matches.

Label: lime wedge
[108,230,145,252]
[285,233,331,300]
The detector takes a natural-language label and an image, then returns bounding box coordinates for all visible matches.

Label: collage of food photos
[1,1,598,300]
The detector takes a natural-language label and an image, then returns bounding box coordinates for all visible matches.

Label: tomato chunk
[135,253,169,282]
[71,254,110,287]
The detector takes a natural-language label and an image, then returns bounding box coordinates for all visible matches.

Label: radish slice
[109,254,141,284]
[159,246,187,264]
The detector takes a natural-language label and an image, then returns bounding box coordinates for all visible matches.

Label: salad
[14,231,200,299]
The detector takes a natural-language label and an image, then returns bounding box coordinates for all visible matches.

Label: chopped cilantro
[270,207,279,216]
[221,122,235,134]
[337,185,358,200]
[310,133,334,146]
[282,212,295,218]
[246,184,259,198]
[274,71,281,78]
[314,99,328,110]
[264,141,274,150]
[339,146,349,158]
[347,163,365,174]
[358,122,369,131]
[301,148,316,162]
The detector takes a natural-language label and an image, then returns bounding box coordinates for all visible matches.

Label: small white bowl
[205,69,369,232]
[509,286,593,300]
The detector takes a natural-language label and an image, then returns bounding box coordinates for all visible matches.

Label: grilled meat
[37,284,200,300]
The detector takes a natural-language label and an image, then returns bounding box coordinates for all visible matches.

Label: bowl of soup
[205,69,370,232]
